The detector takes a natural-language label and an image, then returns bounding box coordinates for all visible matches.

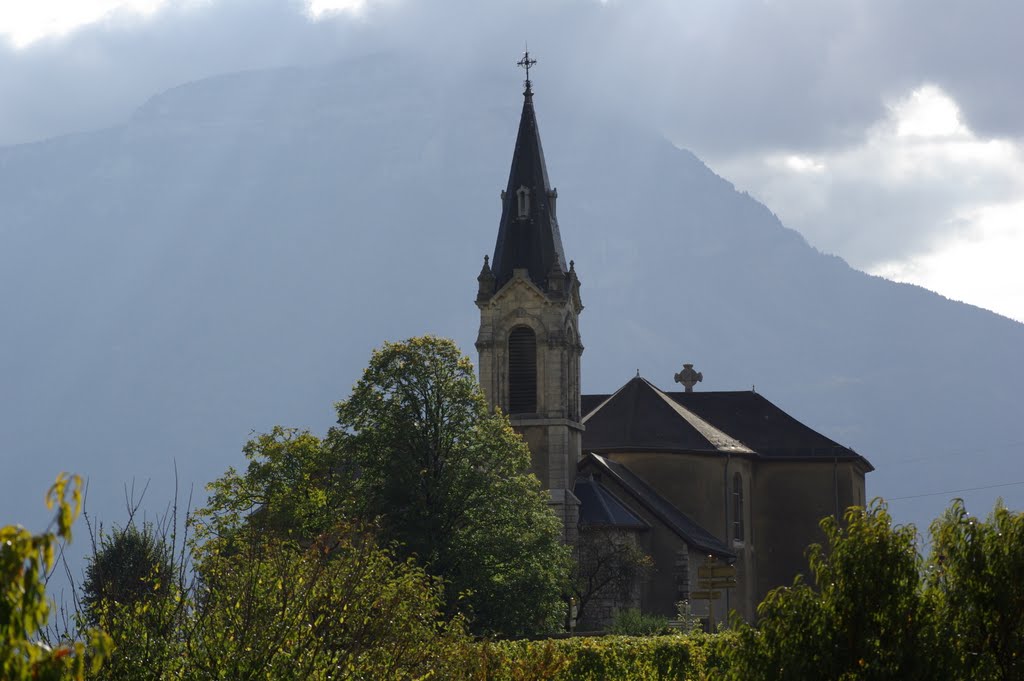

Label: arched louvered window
[516,186,531,218]
[732,472,744,543]
[508,326,537,414]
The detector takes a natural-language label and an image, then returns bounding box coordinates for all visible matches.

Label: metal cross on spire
[517,49,537,94]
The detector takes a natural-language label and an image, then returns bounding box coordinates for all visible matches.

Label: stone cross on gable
[674,363,703,392]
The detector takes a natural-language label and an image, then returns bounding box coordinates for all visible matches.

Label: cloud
[0,0,374,145]
[710,84,1024,321]
[872,201,1024,323]
[3,0,1024,150]
[0,0,1021,319]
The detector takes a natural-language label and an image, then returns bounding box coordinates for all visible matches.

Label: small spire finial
[517,48,537,94]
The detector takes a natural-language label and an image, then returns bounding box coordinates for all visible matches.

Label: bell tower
[476,53,583,543]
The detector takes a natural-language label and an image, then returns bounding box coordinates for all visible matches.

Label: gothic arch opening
[508,325,537,414]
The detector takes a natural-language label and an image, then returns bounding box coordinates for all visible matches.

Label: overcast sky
[2,0,1022,321]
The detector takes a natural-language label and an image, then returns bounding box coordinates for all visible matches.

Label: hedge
[448,632,737,680]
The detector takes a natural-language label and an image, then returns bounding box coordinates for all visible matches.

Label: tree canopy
[198,336,571,637]
[723,501,945,681]
[330,336,570,635]
[926,499,1024,681]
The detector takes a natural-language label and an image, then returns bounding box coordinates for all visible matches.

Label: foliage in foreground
[81,522,175,627]
[1,475,110,680]
[927,499,1024,681]
[608,609,670,637]
[721,499,1024,681]
[455,633,731,681]
[88,520,464,681]
[187,529,463,680]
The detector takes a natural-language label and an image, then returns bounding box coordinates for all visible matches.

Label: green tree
[82,523,174,625]
[82,519,187,681]
[723,501,947,681]
[185,524,463,680]
[927,499,1024,681]
[330,336,571,636]
[198,426,346,544]
[1,474,110,680]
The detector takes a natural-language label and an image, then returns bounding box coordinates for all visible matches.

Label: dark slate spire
[491,52,567,291]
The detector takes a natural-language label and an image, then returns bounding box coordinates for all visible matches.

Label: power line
[887,480,1024,501]
[887,440,1024,466]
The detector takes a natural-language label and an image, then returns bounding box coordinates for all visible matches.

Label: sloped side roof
[580,453,733,558]
[666,391,870,467]
[581,376,752,455]
[575,476,649,529]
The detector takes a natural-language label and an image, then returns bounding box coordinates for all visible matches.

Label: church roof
[582,376,754,456]
[575,475,649,529]
[490,82,567,290]
[580,453,734,558]
[583,376,872,468]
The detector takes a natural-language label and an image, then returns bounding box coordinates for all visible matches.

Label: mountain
[2,55,1021,551]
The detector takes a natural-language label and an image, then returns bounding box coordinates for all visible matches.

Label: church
[474,55,873,628]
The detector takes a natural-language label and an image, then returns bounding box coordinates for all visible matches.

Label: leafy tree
[1,474,111,680]
[723,501,947,681]
[185,524,464,680]
[81,516,189,681]
[927,499,1024,681]
[330,336,571,636]
[199,427,347,544]
[197,336,569,636]
[81,523,174,625]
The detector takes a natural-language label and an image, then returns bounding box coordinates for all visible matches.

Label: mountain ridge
[1,55,1021,542]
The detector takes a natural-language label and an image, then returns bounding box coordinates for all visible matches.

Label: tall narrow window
[566,327,578,420]
[516,186,531,217]
[508,326,537,414]
[732,472,744,543]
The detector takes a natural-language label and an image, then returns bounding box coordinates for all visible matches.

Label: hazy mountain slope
[1,56,1021,544]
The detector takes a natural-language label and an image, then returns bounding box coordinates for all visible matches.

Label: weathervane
[517,48,537,93]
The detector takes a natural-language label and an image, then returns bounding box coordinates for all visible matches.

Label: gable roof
[582,377,872,469]
[574,476,649,529]
[582,376,753,456]
[580,453,733,558]
[490,84,567,291]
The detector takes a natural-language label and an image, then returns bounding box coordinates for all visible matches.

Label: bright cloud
[894,85,967,138]
[307,0,366,17]
[871,201,1024,323]
[711,84,1024,322]
[0,0,168,47]
[0,0,364,47]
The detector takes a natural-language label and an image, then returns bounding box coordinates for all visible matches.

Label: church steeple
[475,53,583,545]
[489,52,567,291]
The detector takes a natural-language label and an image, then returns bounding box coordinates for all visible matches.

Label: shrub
[609,609,670,636]
[452,634,720,681]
